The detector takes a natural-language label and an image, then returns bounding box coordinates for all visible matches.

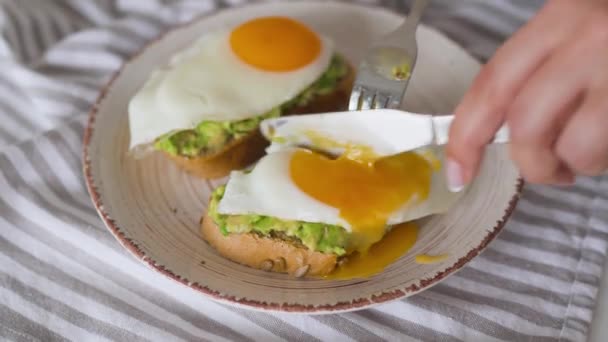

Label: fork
[348,0,430,110]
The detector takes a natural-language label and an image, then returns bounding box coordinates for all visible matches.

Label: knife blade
[260,109,509,158]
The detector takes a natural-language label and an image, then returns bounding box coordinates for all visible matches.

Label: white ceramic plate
[83,1,521,313]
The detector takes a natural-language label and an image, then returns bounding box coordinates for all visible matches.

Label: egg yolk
[230,17,321,72]
[415,254,449,264]
[289,149,433,252]
[325,222,419,280]
[304,130,379,162]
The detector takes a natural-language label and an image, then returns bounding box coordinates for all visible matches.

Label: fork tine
[348,85,362,111]
[373,93,390,109]
[360,90,374,110]
[347,0,427,113]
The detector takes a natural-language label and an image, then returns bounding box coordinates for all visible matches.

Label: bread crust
[201,212,338,277]
[164,61,355,179]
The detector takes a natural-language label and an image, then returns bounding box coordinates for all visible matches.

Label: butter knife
[260,109,509,157]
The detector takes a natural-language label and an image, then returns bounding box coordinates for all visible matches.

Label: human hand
[446,0,608,191]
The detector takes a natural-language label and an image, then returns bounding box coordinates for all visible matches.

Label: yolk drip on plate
[289,146,434,254]
[230,16,321,72]
[415,254,449,264]
[325,221,418,280]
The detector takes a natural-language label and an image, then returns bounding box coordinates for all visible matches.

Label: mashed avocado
[208,185,349,255]
[155,55,349,157]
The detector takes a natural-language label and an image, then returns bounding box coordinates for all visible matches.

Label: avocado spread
[208,185,349,255]
[155,55,349,157]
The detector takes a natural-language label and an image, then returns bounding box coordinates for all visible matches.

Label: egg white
[217,147,463,232]
[128,28,333,149]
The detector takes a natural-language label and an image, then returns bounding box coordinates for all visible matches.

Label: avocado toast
[156,55,354,179]
[203,185,349,276]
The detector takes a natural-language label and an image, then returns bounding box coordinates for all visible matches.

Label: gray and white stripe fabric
[1,0,606,341]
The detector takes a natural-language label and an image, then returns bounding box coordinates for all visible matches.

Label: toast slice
[165,61,355,179]
[201,212,338,277]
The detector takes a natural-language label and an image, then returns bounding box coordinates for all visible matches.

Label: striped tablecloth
[1,0,607,341]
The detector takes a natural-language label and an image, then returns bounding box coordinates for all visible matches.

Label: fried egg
[218,146,463,252]
[129,16,334,149]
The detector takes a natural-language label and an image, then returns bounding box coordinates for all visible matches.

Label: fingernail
[446,158,465,192]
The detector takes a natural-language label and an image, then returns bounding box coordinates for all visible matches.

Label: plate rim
[82,1,524,313]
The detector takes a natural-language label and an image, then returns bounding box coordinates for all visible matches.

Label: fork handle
[402,0,431,33]
[432,115,510,146]
[379,0,430,45]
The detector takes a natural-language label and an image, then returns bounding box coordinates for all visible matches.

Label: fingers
[509,11,608,181]
[508,144,575,185]
[556,83,608,176]
[505,23,595,184]
[446,0,590,189]
[507,92,579,185]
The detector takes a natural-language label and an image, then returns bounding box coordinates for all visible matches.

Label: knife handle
[432,115,510,146]
[493,125,510,144]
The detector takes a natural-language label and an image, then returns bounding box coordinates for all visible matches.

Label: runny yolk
[289,149,433,253]
[304,130,378,163]
[229,16,321,72]
[415,254,449,264]
[325,222,419,280]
